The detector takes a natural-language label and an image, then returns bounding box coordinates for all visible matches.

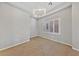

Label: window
[50,18,60,34]
[42,17,61,35]
[54,20,59,33]
[50,21,54,32]
[46,23,49,31]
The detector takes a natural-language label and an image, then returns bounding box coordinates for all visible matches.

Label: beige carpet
[0,36,79,56]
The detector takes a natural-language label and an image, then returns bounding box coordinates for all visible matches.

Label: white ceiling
[8,2,71,18]
[9,2,63,13]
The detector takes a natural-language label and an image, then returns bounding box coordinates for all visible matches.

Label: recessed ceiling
[8,2,71,18]
[9,2,64,13]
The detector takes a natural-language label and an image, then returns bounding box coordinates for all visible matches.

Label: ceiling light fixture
[48,2,52,5]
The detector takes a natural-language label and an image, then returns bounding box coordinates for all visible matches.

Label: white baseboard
[39,35,72,46]
[50,38,72,47]
[39,35,79,52]
[30,35,38,38]
[72,47,79,52]
[1,35,79,52]
[38,35,79,52]
[0,39,30,51]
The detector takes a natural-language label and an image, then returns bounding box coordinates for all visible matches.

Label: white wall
[38,6,72,45]
[30,18,38,38]
[72,3,79,50]
[0,3,31,49]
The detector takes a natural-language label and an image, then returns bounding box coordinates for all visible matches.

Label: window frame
[42,17,61,35]
[51,18,61,35]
